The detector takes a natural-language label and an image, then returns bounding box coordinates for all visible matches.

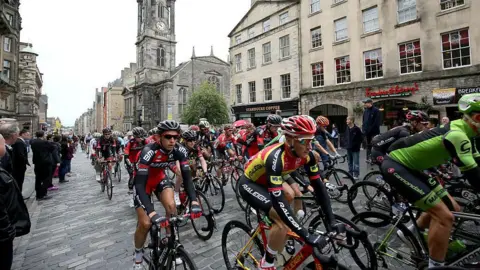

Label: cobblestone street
[12,150,366,270]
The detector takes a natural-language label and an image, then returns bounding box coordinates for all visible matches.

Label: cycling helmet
[316,116,330,127]
[281,115,317,137]
[266,114,282,125]
[112,131,122,137]
[198,119,210,129]
[182,130,197,140]
[148,128,156,136]
[93,132,101,139]
[405,110,429,123]
[157,120,181,134]
[224,124,233,131]
[189,125,200,131]
[132,127,147,138]
[458,93,480,115]
[102,127,111,134]
[126,131,133,137]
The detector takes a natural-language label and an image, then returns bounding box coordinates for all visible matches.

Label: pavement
[12,148,375,270]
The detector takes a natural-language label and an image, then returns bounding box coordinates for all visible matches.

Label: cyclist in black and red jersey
[243,114,282,158]
[132,120,202,268]
[124,127,148,193]
[94,128,122,183]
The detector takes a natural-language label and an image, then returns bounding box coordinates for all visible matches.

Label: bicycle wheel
[204,176,225,214]
[308,214,377,270]
[172,246,197,269]
[222,220,265,269]
[235,179,248,211]
[116,163,122,182]
[347,181,394,217]
[245,205,262,229]
[191,191,215,240]
[101,170,106,192]
[363,170,390,195]
[231,166,243,193]
[351,211,424,270]
[106,171,113,200]
[325,168,356,203]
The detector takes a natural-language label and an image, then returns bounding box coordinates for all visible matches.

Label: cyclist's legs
[158,180,176,235]
[381,157,454,263]
[133,193,151,250]
[174,161,182,193]
[283,175,302,214]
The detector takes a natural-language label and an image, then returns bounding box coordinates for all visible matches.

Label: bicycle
[141,213,197,270]
[114,158,122,182]
[99,158,116,200]
[194,164,225,214]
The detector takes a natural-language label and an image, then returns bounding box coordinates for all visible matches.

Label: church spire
[191,46,196,58]
[210,45,214,56]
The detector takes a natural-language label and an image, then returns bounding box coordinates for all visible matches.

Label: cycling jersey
[372,125,411,153]
[216,133,236,150]
[124,139,146,163]
[134,143,197,215]
[95,136,121,158]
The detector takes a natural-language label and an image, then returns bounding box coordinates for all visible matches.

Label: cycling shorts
[133,180,174,209]
[380,156,453,211]
[238,175,272,214]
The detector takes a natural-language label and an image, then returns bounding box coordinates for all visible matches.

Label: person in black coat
[30,131,58,200]
[345,116,363,179]
[11,129,30,192]
[362,98,381,161]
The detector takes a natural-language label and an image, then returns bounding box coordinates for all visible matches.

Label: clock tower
[135,0,176,84]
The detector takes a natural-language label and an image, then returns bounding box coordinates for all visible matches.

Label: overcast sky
[20,0,250,126]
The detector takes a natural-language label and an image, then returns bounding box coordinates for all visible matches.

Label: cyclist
[84,132,93,157]
[238,115,336,270]
[145,128,157,144]
[314,116,341,170]
[237,122,256,159]
[244,115,282,158]
[197,119,216,160]
[132,120,202,268]
[381,94,480,268]
[89,133,101,165]
[94,128,122,183]
[371,110,428,166]
[124,127,148,195]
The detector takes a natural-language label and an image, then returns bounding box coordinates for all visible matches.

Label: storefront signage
[232,100,297,114]
[246,105,280,112]
[455,86,480,102]
[433,88,456,105]
[365,83,419,99]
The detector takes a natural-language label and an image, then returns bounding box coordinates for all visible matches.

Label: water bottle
[447,240,467,259]
[296,210,305,220]
[391,202,406,216]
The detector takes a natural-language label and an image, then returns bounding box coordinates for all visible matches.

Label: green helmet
[458,93,480,115]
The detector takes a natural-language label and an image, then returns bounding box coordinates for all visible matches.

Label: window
[235,53,242,72]
[248,28,255,39]
[156,47,165,67]
[281,74,291,99]
[334,17,348,41]
[442,29,470,68]
[364,49,383,79]
[3,60,11,79]
[312,62,324,87]
[334,0,346,4]
[178,88,187,116]
[310,0,320,13]
[263,78,272,101]
[335,56,350,84]
[279,35,290,59]
[311,27,322,48]
[6,14,13,26]
[279,12,289,24]
[151,0,155,5]
[399,40,422,74]
[236,84,242,103]
[3,37,11,52]
[235,35,241,45]
[362,6,379,33]
[440,0,464,10]
[397,0,416,23]
[263,19,270,32]
[248,48,256,68]
[208,76,220,92]
[249,81,256,102]
[139,46,144,68]
[263,42,271,64]
[159,4,164,18]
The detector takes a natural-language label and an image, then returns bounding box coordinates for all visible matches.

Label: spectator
[362,98,381,161]
[345,116,363,180]
[0,132,31,270]
[11,129,30,193]
[59,136,73,183]
[30,131,58,200]
[330,123,339,148]
[427,118,439,129]
[0,119,19,175]
[441,116,450,127]
[47,135,61,190]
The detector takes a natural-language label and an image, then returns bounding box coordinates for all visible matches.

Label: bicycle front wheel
[231,166,243,193]
[347,181,394,217]
[191,190,215,240]
[326,169,356,203]
[204,176,225,213]
[106,171,113,200]
[116,163,122,182]
[222,220,264,269]
[171,246,197,269]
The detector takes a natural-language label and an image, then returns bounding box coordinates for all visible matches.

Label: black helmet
[182,130,197,140]
[157,120,181,134]
[132,127,147,138]
[148,128,157,136]
[102,127,111,134]
[266,114,282,125]
[406,110,429,123]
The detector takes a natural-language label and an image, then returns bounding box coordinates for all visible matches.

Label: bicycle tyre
[235,179,248,211]
[204,176,225,214]
[172,246,197,269]
[191,191,215,240]
[116,163,122,182]
[222,220,265,269]
[351,211,424,268]
[231,166,243,193]
[308,214,378,270]
[347,181,394,217]
[325,168,356,203]
[101,170,106,192]
[106,171,113,200]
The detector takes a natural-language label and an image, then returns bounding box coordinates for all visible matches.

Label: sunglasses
[163,134,179,140]
[295,138,313,145]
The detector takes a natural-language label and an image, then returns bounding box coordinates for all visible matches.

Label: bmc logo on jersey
[143,150,155,161]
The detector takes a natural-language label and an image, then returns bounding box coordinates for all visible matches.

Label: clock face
[156,21,166,31]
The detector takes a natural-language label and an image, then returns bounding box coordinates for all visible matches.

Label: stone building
[0,0,21,118]
[228,0,300,125]
[105,79,124,131]
[299,0,480,131]
[17,43,43,132]
[120,63,137,131]
[38,94,48,130]
[94,88,103,132]
[133,0,230,130]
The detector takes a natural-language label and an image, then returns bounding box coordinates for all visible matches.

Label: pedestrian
[59,136,73,183]
[0,132,31,270]
[47,135,61,190]
[427,118,439,129]
[0,119,19,175]
[362,98,381,161]
[330,123,339,148]
[345,116,363,180]
[30,131,58,200]
[441,116,450,127]
[11,129,30,193]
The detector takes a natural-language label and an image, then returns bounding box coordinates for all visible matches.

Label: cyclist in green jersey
[382,93,480,268]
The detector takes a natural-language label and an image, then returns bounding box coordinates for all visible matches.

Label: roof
[193,55,229,66]
[170,61,191,78]
[20,45,38,55]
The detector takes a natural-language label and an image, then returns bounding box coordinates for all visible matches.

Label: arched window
[207,76,220,92]
[156,47,165,67]
[178,87,187,116]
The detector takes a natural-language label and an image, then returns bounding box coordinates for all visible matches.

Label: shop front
[231,100,298,126]
[433,86,480,121]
